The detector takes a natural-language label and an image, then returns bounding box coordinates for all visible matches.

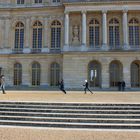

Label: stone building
[0,0,140,90]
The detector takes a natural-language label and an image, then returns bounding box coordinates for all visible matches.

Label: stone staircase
[0,101,140,129]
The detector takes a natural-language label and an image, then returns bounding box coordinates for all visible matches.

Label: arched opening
[32,21,43,52]
[32,62,41,86]
[109,60,123,87]
[131,61,140,87]
[51,20,61,50]
[109,18,120,49]
[88,61,101,87]
[129,18,140,48]
[14,22,24,52]
[14,63,22,86]
[50,62,60,86]
[89,18,100,48]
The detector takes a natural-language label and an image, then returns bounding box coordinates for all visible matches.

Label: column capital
[81,10,87,14]
[123,9,128,13]
[102,9,107,14]
[64,11,69,15]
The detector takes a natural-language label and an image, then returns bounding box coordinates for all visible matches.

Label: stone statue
[72,25,80,45]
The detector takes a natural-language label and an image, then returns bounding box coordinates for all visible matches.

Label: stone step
[0,116,140,124]
[0,105,140,110]
[0,120,140,129]
[0,102,140,107]
[0,101,140,129]
[0,109,140,114]
[0,107,140,112]
[0,112,140,119]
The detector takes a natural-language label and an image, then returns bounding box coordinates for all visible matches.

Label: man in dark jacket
[83,80,93,94]
[59,79,66,94]
[118,81,121,91]
[121,80,126,91]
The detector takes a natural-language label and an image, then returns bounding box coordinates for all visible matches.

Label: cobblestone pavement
[0,90,140,140]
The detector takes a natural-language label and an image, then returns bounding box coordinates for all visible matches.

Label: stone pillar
[102,10,108,50]
[123,62,131,88]
[0,18,3,48]
[101,59,110,88]
[22,62,30,86]
[81,11,86,51]
[4,18,10,48]
[63,11,69,51]
[40,61,48,87]
[42,17,49,53]
[0,18,5,48]
[44,17,48,48]
[123,10,129,50]
[24,17,31,53]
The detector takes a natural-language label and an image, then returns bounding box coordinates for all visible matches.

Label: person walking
[59,79,66,94]
[83,80,93,94]
[118,81,121,91]
[121,80,126,91]
[0,75,6,94]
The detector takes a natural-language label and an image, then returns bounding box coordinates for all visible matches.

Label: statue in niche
[72,25,80,45]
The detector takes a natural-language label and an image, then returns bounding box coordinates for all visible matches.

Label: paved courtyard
[0,90,140,140]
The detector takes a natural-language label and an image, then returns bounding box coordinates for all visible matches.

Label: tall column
[123,10,129,50]
[102,59,110,88]
[123,61,131,88]
[42,17,49,53]
[25,17,30,48]
[24,17,30,53]
[82,11,87,48]
[0,18,3,48]
[4,18,10,48]
[44,17,48,48]
[0,19,4,48]
[102,10,108,50]
[64,11,69,51]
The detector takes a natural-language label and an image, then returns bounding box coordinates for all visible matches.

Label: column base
[41,48,49,53]
[123,44,130,50]
[23,48,31,53]
[81,44,87,51]
[102,44,108,51]
[63,45,69,52]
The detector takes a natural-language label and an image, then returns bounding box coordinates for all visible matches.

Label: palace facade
[0,0,140,90]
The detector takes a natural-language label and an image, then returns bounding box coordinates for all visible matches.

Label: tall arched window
[14,22,24,51]
[32,21,42,52]
[32,62,41,86]
[110,61,122,87]
[89,19,100,48]
[131,61,140,87]
[129,18,140,48]
[14,63,22,86]
[88,61,101,87]
[51,20,61,49]
[50,63,60,86]
[109,18,120,49]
